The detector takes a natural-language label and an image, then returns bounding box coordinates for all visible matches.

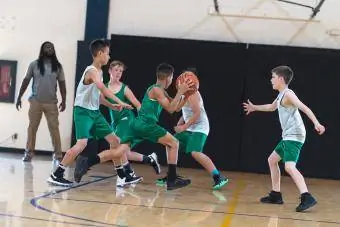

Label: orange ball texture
[175,71,199,97]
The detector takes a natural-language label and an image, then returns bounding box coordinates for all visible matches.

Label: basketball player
[243,65,325,212]
[156,68,228,190]
[47,39,141,186]
[104,60,161,186]
[74,63,194,190]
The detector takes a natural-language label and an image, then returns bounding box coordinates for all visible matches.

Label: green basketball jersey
[138,84,163,122]
[105,83,133,124]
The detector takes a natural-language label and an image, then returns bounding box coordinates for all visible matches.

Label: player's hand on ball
[178,78,194,95]
[314,123,325,135]
[243,99,255,115]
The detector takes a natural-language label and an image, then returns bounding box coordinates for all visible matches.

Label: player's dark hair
[156,63,174,79]
[271,65,293,85]
[89,39,110,57]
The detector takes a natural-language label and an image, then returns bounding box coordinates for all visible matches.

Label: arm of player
[99,94,122,111]
[124,86,141,111]
[87,69,133,109]
[174,93,200,133]
[285,91,325,135]
[243,99,277,115]
[151,80,193,114]
[177,116,185,126]
[175,95,189,112]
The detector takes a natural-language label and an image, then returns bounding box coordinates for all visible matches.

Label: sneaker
[156,175,186,186]
[22,150,33,162]
[117,175,143,187]
[148,153,161,174]
[167,176,191,191]
[47,173,73,187]
[156,176,167,186]
[296,193,317,212]
[260,191,284,204]
[74,155,90,183]
[213,176,229,190]
[129,171,137,177]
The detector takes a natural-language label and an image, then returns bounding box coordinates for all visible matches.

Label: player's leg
[188,132,228,190]
[282,141,316,212]
[115,118,161,175]
[47,107,92,186]
[73,111,123,182]
[260,142,283,204]
[132,118,190,190]
[157,132,191,190]
[114,148,143,187]
[125,139,161,175]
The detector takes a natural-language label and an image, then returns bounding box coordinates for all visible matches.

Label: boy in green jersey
[74,63,194,190]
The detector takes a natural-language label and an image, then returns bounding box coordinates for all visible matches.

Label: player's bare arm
[175,95,189,112]
[100,94,123,111]
[174,92,200,133]
[284,91,325,135]
[177,116,185,126]
[150,81,193,114]
[87,69,133,109]
[124,86,141,110]
[243,99,277,115]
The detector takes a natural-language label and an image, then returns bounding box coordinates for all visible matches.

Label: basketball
[176,71,199,97]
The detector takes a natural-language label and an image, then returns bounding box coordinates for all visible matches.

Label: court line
[0,212,102,226]
[221,180,247,227]
[47,196,340,225]
[30,174,126,227]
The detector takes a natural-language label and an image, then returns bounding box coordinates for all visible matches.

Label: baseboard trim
[0,147,53,156]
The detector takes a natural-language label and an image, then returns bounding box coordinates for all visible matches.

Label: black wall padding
[73,34,340,180]
[240,44,340,179]
[109,34,246,171]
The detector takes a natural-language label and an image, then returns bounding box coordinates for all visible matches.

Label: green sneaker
[155,176,167,186]
[155,175,187,186]
[213,177,229,190]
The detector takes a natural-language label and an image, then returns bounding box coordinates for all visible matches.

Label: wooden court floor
[0,152,339,227]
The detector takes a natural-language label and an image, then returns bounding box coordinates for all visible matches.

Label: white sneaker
[148,152,161,174]
[116,175,143,187]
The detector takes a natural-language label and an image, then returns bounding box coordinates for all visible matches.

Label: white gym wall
[0,0,87,152]
[108,0,340,49]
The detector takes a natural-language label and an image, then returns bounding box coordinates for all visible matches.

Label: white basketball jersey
[74,65,102,110]
[182,92,210,135]
[277,88,306,143]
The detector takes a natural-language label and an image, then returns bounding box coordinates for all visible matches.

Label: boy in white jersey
[47,39,141,186]
[156,68,228,190]
[243,66,325,212]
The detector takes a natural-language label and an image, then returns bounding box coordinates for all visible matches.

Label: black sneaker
[156,174,186,186]
[148,153,161,174]
[260,191,284,204]
[167,176,191,191]
[296,193,317,212]
[126,175,143,184]
[74,155,90,183]
[47,173,73,187]
[213,176,229,190]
